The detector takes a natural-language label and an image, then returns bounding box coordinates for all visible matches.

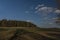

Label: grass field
[0,27,60,40]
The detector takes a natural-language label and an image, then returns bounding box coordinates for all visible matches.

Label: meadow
[0,27,60,40]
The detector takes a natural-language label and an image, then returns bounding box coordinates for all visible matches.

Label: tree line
[0,19,37,27]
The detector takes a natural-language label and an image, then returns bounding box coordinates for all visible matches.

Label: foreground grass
[0,27,60,40]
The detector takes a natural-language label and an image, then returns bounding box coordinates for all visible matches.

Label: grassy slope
[0,27,60,40]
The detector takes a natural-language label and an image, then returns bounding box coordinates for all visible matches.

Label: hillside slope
[0,19,37,27]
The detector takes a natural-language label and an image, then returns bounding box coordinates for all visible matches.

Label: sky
[0,0,60,28]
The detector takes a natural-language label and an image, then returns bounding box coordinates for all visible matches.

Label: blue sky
[0,0,60,28]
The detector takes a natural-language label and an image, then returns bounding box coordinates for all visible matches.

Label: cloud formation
[35,4,44,9]
[54,9,60,13]
[35,4,60,14]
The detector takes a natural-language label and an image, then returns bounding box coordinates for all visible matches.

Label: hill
[0,19,60,40]
[0,19,37,27]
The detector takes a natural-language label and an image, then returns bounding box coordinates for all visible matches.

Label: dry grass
[0,27,60,40]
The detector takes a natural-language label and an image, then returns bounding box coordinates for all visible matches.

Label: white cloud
[35,4,44,9]
[35,4,60,14]
[38,7,53,13]
[26,20,31,22]
[54,9,60,13]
